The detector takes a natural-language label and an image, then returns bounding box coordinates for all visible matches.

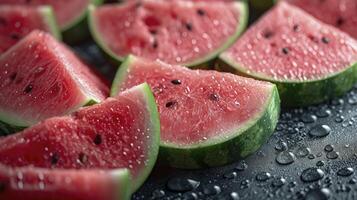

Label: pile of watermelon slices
[0,0,357,199]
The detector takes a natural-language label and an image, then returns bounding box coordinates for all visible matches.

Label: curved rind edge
[158,85,280,169]
[88,1,248,68]
[217,55,357,107]
[128,83,161,192]
[111,168,131,200]
[39,6,62,40]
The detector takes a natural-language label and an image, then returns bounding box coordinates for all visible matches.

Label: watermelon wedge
[0,83,160,192]
[0,6,60,54]
[0,166,131,200]
[287,0,357,39]
[0,30,108,132]
[88,0,248,67]
[111,55,280,169]
[0,0,103,43]
[219,2,357,107]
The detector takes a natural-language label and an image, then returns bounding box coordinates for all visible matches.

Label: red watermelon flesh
[0,30,108,127]
[287,0,357,39]
[0,6,59,54]
[89,0,246,66]
[0,166,131,200]
[112,56,274,146]
[220,2,357,82]
[0,0,89,29]
[0,83,160,192]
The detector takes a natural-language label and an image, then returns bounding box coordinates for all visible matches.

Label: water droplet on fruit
[166,178,200,192]
[256,172,271,181]
[276,151,296,165]
[337,167,354,177]
[326,151,339,160]
[309,125,331,137]
[324,144,334,152]
[301,168,324,182]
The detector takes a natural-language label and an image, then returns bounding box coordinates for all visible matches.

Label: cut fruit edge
[123,83,161,192]
[88,1,248,67]
[38,6,62,40]
[111,55,280,168]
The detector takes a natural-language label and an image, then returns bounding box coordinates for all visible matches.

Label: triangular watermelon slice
[0,5,60,54]
[0,83,160,192]
[0,30,108,131]
[111,55,280,169]
[219,2,357,107]
[0,165,131,200]
[88,0,248,67]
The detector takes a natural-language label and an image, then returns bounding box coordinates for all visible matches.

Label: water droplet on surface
[182,192,198,200]
[275,140,288,151]
[230,192,239,200]
[203,185,221,196]
[324,144,334,152]
[309,125,331,137]
[337,167,354,177]
[316,109,331,118]
[272,177,286,187]
[301,114,317,123]
[326,151,339,160]
[256,172,271,181]
[301,168,324,182]
[305,188,331,200]
[235,161,248,171]
[276,151,296,165]
[224,172,237,179]
[316,161,325,167]
[166,178,200,192]
[349,178,357,184]
[296,147,311,157]
[152,189,165,198]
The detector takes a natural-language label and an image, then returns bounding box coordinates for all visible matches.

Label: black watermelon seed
[321,37,330,44]
[78,153,88,164]
[50,153,59,165]
[185,23,193,31]
[9,73,17,81]
[152,40,158,49]
[197,9,205,16]
[336,17,345,26]
[282,48,289,55]
[171,79,181,85]
[209,93,220,101]
[93,134,102,145]
[166,101,177,108]
[263,30,274,39]
[0,182,5,193]
[293,24,300,32]
[10,34,20,40]
[149,30,157,35]
[24,84,33,94]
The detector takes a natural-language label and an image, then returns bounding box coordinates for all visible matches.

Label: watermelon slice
[88,0,248,67]
[111,55,280,169]
[0,165,131,200]
[0,83,160,192]
[0,30,108,132]
[0,0,103,43]
[219,2,357,107]
[0,6,60,54]
[287,0,357,39]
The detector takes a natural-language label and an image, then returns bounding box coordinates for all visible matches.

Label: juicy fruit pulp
[0,166,131,200]
[287,0,357,39]
[112,55,280,168]
[0,6,60,54]
[0,30,108,128]
[89,0,247,66]
[0,83,160,192]
[220,2,357,106]
[0,0,91,30]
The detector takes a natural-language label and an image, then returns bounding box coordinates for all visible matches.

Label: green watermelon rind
[38,6,62,40]
[88,1,248,67]
[111,168,131,200]
[112,55,280,169]
[218,53,357,107]
[128,83,161,192]
[61,0,103,44]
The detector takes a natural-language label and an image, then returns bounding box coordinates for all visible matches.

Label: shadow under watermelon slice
[88,0,248,67]
[219,2,357,107]
[0,165,131,200]
[0,83,160,193]
[111,55,280,169]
